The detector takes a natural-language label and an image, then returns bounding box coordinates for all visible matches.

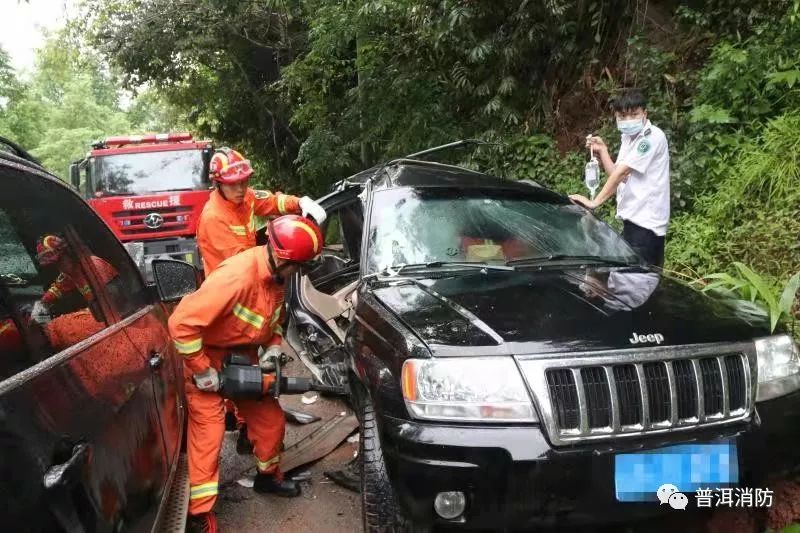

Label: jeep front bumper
[380,391,800,529]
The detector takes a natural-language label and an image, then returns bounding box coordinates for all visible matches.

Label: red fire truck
[70,133,213,282]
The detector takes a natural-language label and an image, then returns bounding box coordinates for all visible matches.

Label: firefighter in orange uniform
[30,234,118,325]
[197,147,326,276]
[169,215,324,533]
[197,148,326,445]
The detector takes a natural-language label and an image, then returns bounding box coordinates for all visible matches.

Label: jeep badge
[629,332,665,345]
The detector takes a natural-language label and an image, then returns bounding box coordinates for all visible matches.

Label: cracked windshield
[366,188,639,272]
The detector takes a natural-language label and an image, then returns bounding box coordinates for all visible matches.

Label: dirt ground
[215,358,361,533]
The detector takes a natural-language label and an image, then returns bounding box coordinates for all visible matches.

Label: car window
[0,215,108,379]
[339,202,364,261]
[320,202,363,262]
[322,213,346,256]
[365,187,639,273]
[305,202,363,294]
[0,166,149,380]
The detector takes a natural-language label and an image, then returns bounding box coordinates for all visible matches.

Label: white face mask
[617,117,645,136]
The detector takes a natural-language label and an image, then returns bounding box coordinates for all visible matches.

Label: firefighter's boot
[186,512,218,533]
[253,472,301,497]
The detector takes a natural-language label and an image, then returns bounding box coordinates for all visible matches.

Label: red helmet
[36,234,67,266]
[209,147,253,184]
[268,215,324,263]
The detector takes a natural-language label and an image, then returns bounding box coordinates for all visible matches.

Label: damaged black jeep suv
[283,157,800,531]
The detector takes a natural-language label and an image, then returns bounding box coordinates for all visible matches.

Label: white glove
[299,196,327,225]
[30,300,52,325]
[193,368,220,392]
[259,345,283,372]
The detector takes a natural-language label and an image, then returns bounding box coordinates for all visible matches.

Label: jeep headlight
[401,357,537,422]
[755,335,800,402]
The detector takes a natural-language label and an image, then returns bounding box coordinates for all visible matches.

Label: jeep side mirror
[69,163,80,190]
[152,259,200,302]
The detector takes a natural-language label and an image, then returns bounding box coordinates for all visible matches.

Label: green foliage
[676,1,789,38]
[472,135,582,186]
[86,0,307,189]
[669,111,800,285]
[0,31,179,180]
[269,0,634,187]
[699,266,800,332]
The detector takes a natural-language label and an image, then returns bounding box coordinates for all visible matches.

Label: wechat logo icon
[657,483,688,510]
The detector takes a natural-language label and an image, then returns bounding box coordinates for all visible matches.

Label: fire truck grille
[113,206,193,235]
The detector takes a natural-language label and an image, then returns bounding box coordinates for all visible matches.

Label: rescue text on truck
[69,132,214,283]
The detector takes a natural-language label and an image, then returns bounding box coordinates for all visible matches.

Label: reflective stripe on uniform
[190,481,218,500]
[233,303,265,329]
[48,286,62,298]
[78,285,92,296]
[174,337,203,354]
[255,455,280,471]
[273,324,284,337]
[277,194,287,214]
[229,225,246,236]
[269,305,282,326]
[248,203,255,232]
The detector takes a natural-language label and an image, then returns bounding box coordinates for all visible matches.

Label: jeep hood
[370,268,769,356]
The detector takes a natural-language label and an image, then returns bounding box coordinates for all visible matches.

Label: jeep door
[285,191,364,387]
[0,159,171,532]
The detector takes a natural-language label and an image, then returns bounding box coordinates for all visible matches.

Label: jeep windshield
[91,149,206,196]
[365,187,640,274]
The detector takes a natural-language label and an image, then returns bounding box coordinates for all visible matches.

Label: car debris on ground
[301,391,319,404]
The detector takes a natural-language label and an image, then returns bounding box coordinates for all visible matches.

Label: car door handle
[43,442,90,490]
[149,351,164,370]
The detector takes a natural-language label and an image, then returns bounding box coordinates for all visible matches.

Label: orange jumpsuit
[41,256,118,305]
[197,188,301,276]
[168,246,289,515]
[197,188,301,422]
[0,318,22,354]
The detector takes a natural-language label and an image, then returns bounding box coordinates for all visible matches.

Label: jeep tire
[359,394,429,533]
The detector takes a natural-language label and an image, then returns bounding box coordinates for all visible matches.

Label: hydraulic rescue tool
[218,354,341,400]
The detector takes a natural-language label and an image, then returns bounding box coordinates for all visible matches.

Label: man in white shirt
[569,89,670,266]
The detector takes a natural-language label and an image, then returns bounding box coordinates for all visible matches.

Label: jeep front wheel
[359,394,429,533]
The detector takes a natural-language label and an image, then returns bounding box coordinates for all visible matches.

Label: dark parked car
[283,156,800,530]
[0,141,196,532]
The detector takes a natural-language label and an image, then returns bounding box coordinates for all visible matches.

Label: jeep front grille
[520,342,755,445]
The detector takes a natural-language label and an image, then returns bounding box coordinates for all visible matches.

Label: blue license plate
[615,442,738,502]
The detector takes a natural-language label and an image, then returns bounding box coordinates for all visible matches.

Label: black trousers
[622,220,665,267]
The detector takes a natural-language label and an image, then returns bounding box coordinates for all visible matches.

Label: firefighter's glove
[259,345,283,373]
[30,300,52,325]
[299,197,327,225]
[193,368,220,392]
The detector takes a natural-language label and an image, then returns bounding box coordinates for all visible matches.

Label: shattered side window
[365,187,638,273]
[0,213,37,279]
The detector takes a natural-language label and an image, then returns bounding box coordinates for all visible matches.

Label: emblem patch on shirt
[254,190,272,199]
[636,139,651,154]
